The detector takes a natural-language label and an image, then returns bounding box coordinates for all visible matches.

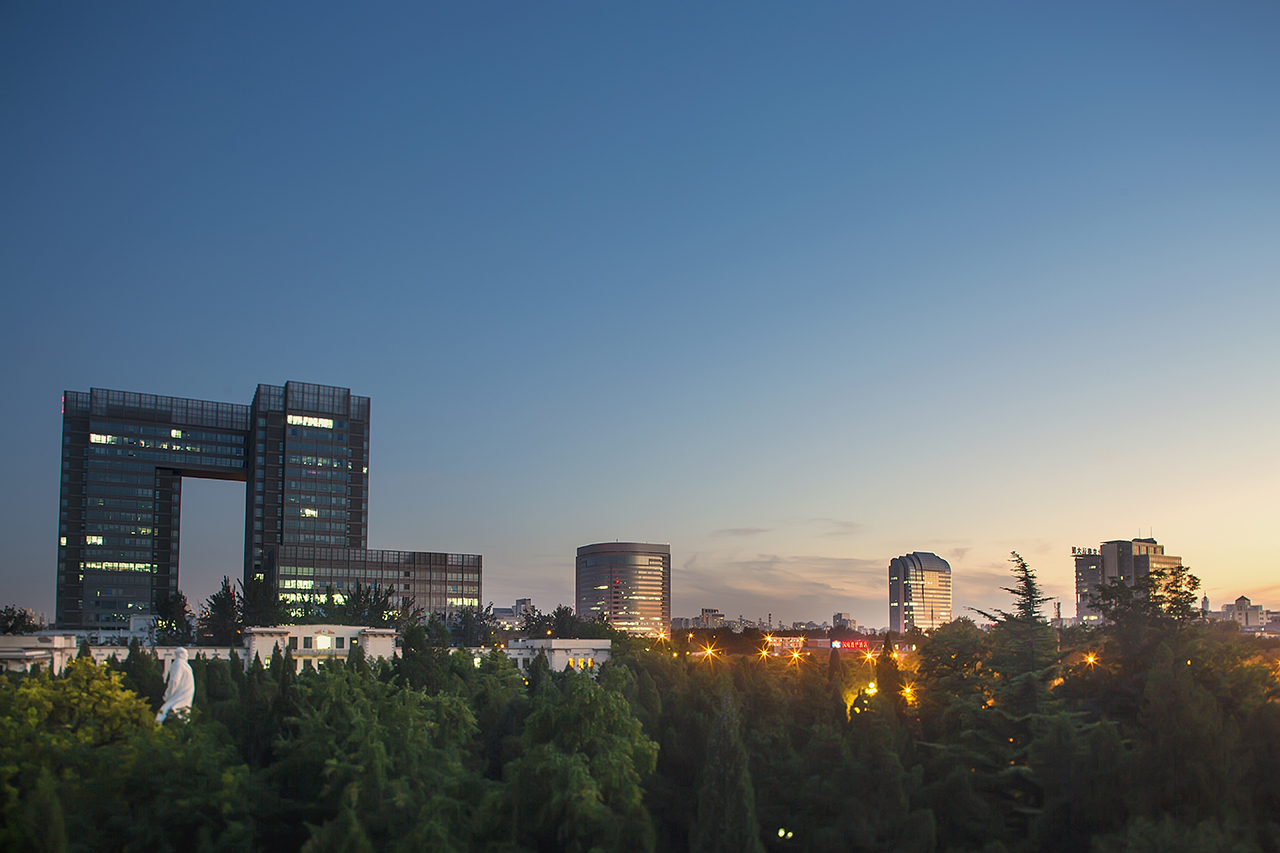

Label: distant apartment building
[888,552,952,633]
[1073,538,1182,622]
[833,612,856,630]
[1217,595,1270,631]
[670,609,725,631]
[492,598,534,631]
[575,542,670,636]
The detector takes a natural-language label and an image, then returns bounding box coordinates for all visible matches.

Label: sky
[2,3,1278,629]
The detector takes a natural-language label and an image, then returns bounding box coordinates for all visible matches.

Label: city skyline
[3,5,1278,629]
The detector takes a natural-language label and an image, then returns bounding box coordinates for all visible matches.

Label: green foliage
[0,604,44,635]
[6,563,1279,853]
[690,681,764,853]
[200,576,242,646]
[447,603,497,647]
[108,638,166,711]
[976,552,1057,683]
[269,664,477,852]
[153,589,195,645]
[519,603,630,642]
[490,668,659,853]
[294,581,409,629]
[241,575,290,628]
[0,658,253,852]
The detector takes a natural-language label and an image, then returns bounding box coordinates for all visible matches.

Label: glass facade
[270,546,480,613]
[575,542,670,637]
[244,382,371,579]
[888,551,952,633]
[56,382,478,628]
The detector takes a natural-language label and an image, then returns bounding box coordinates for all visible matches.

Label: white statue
[156,647,195,723]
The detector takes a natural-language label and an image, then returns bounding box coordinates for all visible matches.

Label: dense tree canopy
[2,554,1278,852]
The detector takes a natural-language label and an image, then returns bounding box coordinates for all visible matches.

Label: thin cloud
[676,550,887,623]
[949,547,972,562]
[711,527,771,538]
[812,518,863,537]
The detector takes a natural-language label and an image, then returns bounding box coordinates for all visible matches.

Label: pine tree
[690,682,765,853]
[199,577,241,646]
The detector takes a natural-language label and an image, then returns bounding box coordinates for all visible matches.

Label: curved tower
[888,551,952,633]
[575,542,670,637]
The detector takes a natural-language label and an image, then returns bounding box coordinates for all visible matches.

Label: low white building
[505,638,611,675]
[0,634,235,676]
[89,645,235,675]
[244,625,397,672]
[0,634,80,674]
[0,624,399,677]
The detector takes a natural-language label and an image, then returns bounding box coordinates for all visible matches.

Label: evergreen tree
[113,638,165,710]
[976,552,1056,682]
[495,669,658,853]
[448,603,497,647]
[0,605,44,635]
[240,575,289,628]
[153,590,194,646]
[198,576,241,646]
[690,681,765,853]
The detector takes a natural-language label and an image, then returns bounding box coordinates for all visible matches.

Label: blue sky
[3,3,1278,628]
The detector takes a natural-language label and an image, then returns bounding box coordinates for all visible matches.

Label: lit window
[86,535,104,545]
[287,415,333,429]
[316,635,331,650]
[60,536,67,546]
[171,429,182,439]
[302,508,318,518]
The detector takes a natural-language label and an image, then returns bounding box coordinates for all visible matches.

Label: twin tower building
[56,382,481,629]
[55,381,673,636]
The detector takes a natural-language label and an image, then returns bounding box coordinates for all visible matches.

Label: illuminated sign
[287,415,334,429]
[1071,547,1100,556]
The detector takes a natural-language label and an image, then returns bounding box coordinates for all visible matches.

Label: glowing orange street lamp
[1084,652,1098,667]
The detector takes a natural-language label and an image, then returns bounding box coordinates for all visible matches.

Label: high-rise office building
[888,551,952,633]
[1073,537,1181,622]
[56,382,479,628]
[575,542,670,636]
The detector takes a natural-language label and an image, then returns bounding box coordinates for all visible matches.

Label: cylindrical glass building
[575,542,671,637]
